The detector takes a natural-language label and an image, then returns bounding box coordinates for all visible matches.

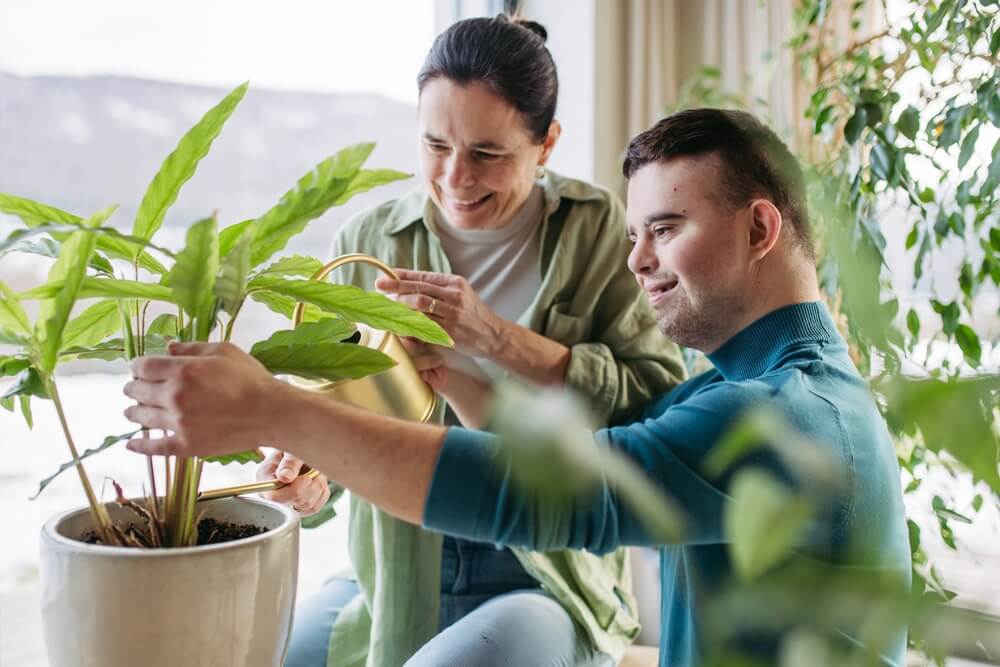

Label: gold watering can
[198,253,438,501]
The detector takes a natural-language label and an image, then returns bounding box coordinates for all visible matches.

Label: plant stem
[48,379,116,544]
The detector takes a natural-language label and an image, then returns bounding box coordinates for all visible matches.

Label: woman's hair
[417,14,558,143]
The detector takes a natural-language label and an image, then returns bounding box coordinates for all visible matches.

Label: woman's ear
[539,120,562,165]
[747,198,783,263]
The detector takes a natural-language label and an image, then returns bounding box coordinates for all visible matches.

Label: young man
[124,109,910,666]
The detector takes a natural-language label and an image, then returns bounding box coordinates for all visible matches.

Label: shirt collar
[707,301,840,381]
[381,171,608,236]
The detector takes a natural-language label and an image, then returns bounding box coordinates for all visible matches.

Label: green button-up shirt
[323,171,686,666]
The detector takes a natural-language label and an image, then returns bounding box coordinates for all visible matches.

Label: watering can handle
[291,253,400,327]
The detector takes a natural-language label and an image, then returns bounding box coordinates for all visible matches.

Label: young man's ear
[747,198,783,262]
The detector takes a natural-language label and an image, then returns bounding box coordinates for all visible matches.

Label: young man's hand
[123,341,285,458]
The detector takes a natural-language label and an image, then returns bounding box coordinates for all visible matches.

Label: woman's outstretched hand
[256,450,331,516]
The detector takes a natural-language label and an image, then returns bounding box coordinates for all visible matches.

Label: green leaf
[988,93,1000,127]
[146,313,179,338]
[0,194,166,273]
[813,104,835,135]
[60,335,169,361]
[132,82,247,249]
[897,106,920,140]
[844,106,867,144]
[218,219,255,257]
[1,237,114,275]
[251,319,356,350]
[905,226,919,250]
[0,280,31,336]
[215,227,252,316]
[918,187,936,203]
[958,123,980,169]
[906,309,920,338]
[931,299,961,335]
[253,255,324,279]
[884,377,1000,495]
[725,469,813,582]
[18,395,33,429]
[251,341,394,381]
[248,276,452,345]
[0,355,31,377]
[168,216,219,340]
[202,450,265,466]
[35,206,117,373]
[870,143,893,181]
[938,107,966,148]
[22,277,174,303]
[60,300,122,351]
[29,431,140,500]
[954,324,982,366]
[247,143,410,267]
[1,367,50,401]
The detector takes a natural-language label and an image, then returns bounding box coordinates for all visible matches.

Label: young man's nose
[627,235,658,276]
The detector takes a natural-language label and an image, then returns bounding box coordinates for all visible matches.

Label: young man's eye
[652,225,673,238]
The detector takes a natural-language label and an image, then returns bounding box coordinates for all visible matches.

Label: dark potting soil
[81,518,265,547]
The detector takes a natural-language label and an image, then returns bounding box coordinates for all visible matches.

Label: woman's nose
[444,153,475,189]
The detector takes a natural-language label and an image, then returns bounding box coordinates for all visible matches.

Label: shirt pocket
[544,301,594,346]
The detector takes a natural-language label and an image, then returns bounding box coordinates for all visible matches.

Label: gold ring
[428,298,437,315]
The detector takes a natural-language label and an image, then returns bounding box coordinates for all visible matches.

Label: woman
[261,14,685,667]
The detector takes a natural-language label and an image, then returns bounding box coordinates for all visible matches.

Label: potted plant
[0,82,450,667]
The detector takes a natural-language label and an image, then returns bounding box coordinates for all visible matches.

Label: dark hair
[417,15,558,143]
[623,108,814,259]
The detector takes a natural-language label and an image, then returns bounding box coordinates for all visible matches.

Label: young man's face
[625,155,754,352]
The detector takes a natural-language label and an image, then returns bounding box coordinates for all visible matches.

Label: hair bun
[514,18,548,42]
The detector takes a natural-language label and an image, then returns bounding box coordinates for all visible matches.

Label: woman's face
[418,78,558,230]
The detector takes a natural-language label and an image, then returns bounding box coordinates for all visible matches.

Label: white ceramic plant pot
[40,497,299,667]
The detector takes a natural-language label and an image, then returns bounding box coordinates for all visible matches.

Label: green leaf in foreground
[1,367,50,400]
[252,318,356,350]
[215,227,252,316]
[29,430,140,500]
[248,276,451,346]
[725,468,813,582]
[132,82,248,248]
[253,255,324,279]
[0,280,31,336]
[1,237,114,275]
[251,341,395,382]
[35,206,117,373]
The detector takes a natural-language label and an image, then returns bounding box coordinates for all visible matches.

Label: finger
[374,278,449,299]
[397,293,451,319]
[166,341,230,357]
[130,355,192,382]
[126,433,184,457]
[275,453,304,483]
[122,378,167,406]
[389,269,457,287]
[411,352,445,373]
[123,404,176,432]
[256,451,283,482]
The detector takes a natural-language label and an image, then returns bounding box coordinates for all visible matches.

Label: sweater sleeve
[423,378,762,553]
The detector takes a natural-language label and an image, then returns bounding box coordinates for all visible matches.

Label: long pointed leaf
[29,431,140,500]
[1,237,115,275]
[168,216,219,340]
[248,276,451,345]
[218,218,255,257]
[252,319,357,351]
[0,223,175,257]
[60,300,123,351]
[203,450,265,466]
[132,82,248,247]
[0,193,166,273]
[252,255,324,279]
[247,143,409,267]
[1,367,49,400]
[248,290,322,322]
[21,277,174,302]
[35,207,117,373]
[251,341,395,381]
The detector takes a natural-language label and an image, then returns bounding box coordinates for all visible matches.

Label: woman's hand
[376,269,506,358]
[256,450,331,516]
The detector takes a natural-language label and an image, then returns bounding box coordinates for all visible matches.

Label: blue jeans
[286,537,613,666]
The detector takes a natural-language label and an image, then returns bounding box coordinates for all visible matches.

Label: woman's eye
[427,143,449,153]
[474,151,501,161]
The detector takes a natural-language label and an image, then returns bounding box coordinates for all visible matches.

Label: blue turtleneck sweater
[423,302,910,666]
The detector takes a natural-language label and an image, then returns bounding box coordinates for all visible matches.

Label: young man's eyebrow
[644,212,686,226]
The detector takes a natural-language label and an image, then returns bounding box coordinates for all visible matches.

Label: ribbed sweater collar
[707,301,838,382]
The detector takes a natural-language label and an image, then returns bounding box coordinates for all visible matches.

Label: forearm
[265,380,447,525]
[490,320,571,387]
[440,368,495,429]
